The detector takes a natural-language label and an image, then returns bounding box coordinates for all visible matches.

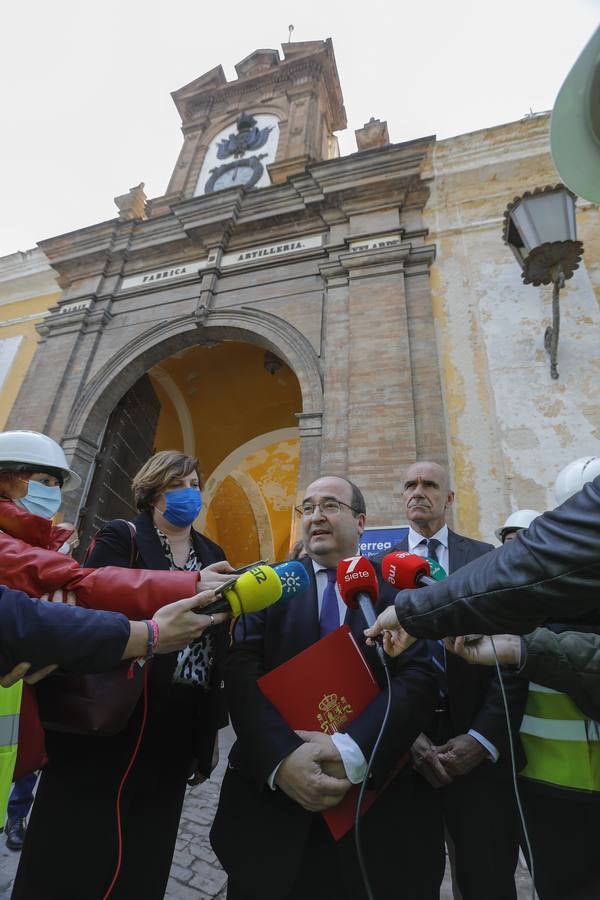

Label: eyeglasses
[294,498,360,517]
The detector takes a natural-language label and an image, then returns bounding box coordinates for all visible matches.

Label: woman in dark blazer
[14,450,232,900]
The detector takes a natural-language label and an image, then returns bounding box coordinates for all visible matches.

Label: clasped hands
[274,730,351,813]
[411,732,486,787]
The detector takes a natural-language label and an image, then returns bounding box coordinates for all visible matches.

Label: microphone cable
[353,651,393,900]
[102,664,149,900]
[490,637,536,900]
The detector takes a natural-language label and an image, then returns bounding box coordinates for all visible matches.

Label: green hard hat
[551,25,600,204]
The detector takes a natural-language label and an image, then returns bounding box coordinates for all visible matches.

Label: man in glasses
[210,475,439,900]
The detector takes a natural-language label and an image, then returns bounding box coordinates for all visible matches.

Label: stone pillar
[319,241,437,526]
[296,411,323,496]
[319,260,350,474]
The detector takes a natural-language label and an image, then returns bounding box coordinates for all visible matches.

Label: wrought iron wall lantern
[502,184,583,379]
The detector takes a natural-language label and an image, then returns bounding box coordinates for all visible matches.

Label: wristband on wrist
[144,618,160,659]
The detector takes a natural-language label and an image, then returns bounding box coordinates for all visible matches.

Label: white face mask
[15,479,62,519]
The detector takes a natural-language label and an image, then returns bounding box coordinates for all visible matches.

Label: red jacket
[0,501,201,780]
[0,501,198,617]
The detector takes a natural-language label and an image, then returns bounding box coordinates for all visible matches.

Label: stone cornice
[423,115,551,179]
[28,137,434,288]
[172,40,346,132]
[0,248,60,306]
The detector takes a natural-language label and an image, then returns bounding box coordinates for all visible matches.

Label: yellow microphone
[201,565,283,617]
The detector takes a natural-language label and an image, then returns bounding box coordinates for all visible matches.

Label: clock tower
[7,34,447,556]
[159,39,346,210]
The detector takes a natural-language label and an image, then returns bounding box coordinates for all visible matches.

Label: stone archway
[60,308,323,523]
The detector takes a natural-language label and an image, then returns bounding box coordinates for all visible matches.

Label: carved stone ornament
[216,112,273,160]
[114,183,147,221]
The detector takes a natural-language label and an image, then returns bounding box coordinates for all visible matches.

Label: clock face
[195,114,279,198]
[204,156,265,194]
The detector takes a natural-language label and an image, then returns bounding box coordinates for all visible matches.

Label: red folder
[257,625,383,840]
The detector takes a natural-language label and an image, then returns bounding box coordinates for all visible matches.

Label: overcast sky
[1,0,598,257]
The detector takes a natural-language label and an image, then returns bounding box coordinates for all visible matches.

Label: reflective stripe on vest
[520,682,600,792]
[0,682,22,828]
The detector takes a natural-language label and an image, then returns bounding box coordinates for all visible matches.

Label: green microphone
[425,557,447,581]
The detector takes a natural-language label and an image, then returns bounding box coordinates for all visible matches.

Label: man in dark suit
[210,475,440,900]
[381,461,527,900]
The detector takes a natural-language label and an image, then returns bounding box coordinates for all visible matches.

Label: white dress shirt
[408,525,499,762]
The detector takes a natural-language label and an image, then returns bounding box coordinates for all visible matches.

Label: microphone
[424,557,447,581]
[272,560,310,600]
[337,555,389,666]
[336,555,380,628]
[200,564,283,617]
[200,561,310,618]
[381,551,438,589]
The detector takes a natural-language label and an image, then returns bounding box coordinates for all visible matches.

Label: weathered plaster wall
[424,114,600,541]
[0,249,59,429]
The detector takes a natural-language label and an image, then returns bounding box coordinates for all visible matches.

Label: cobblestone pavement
[0,725,535,899]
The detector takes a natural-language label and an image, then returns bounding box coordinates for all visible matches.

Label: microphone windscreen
[272,561,310,601]
[425,557,447,581]
[223,565,282,616]
[336,556,379,609]
[381,552,431,589]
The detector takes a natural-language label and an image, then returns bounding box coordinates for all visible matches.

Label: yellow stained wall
[150,342,301,565]
[151,342,301,475]
[0,293,59,429]
[424,114,600,539]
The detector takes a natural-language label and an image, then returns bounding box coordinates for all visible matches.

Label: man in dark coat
[366,473,600,642]
[210,474,439,900]
[377,461,527,900]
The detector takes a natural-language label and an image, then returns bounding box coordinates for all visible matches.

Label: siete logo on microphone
[341,556,370,581]
[344,571,370,581]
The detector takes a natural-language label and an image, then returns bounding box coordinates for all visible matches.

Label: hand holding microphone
[364,552,438,656]
[444,634,521,666]
[198,560,310,620]
[195,560,237,593]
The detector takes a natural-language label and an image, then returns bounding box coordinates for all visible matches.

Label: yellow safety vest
[520,681,600,792]
[0,682,21,828]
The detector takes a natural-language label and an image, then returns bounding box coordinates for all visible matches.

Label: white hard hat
[0,430,81,491]
[554,456,600,506]
[495,509,541,542]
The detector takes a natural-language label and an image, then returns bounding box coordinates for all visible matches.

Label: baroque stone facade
[1,38,599,558]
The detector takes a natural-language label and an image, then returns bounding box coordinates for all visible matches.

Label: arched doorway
[76,340,304,565]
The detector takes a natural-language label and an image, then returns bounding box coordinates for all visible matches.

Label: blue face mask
[16,479,62,519]
[162,487,203,527]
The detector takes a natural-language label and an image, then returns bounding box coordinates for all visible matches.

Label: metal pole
[544,265,564,380]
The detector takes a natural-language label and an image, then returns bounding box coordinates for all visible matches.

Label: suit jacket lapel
[283,556,321,656]
[447,530,467,575]
[191,529,218,568]
[133,512,170,570]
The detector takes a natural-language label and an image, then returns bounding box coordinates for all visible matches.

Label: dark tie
[319,569,340,637]
[421,539,448,695]
[425,537,441,563]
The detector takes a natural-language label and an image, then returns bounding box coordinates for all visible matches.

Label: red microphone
[381,551,438,589]
[336,555,380,629]
[337,556,389,666]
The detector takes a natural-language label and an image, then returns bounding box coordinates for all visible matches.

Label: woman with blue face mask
[15,450,233,900]
[13,471,80,554]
